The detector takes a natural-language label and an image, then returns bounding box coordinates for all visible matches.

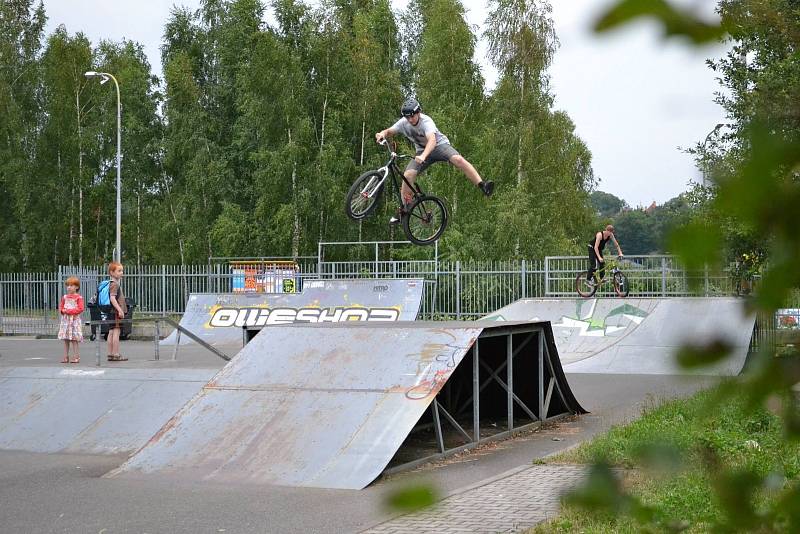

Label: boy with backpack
[97,262,128,361]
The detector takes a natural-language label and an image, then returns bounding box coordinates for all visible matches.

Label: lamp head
[85,71,111,84]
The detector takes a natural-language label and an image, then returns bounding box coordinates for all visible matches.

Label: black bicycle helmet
[401,97,421,117]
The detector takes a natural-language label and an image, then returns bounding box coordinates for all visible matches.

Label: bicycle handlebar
[377,137,411,160]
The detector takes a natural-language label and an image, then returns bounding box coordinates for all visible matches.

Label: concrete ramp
[0,367,216,454]
[162,278,424,346]
[485,298,754,375]
[110,321,585,489]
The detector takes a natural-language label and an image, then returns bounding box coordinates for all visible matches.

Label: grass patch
[528,382,800,533]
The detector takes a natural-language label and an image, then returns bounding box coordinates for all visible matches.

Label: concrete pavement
[0,338,716,533]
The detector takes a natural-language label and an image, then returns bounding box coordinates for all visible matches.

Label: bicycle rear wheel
[345,171,383,220]
[402,195,448,246]
[575,272,597,298]
[613,272,629,297]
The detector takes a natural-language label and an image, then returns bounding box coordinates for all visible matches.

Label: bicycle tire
[575,272,597,298]
[345,170,384,220]
[402,195,448,246]
[613,272,629,297]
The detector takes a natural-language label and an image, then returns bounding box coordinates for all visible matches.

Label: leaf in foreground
[385,483,440,513]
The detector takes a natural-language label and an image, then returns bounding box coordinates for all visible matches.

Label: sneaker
[586,278,596,287]
[479,180,495,197]
[389,206,406,225]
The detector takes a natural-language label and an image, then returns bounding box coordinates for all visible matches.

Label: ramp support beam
[401,325,583,469]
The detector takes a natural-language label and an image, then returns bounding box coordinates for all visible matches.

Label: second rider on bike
[375,97,495,224]
[587,225,624,287]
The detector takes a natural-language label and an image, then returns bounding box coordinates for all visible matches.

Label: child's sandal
[70,358,80,364]
[61,358,69,364]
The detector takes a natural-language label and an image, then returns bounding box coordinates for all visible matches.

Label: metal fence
[0,256,791,341]
[544,255,735,297]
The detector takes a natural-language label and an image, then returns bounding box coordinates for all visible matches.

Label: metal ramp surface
[485,297,755,375]
[162,278,424,346]
[110,321,584,489]
[0,367,216,454]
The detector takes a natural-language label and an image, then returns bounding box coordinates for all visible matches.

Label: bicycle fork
[360,167,389,198]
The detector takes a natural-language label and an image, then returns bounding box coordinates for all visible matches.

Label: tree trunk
[161,173,186,269]
[62,150,74,266]
[288,128,300,257]
[203,140,213,259]
[360,102,366,166]
[94,207,101,263]
[292,161,300,257]
[320,92,328,151]
[517,75,525,187]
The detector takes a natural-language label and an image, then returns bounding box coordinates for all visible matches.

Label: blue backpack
[96,280,119,307]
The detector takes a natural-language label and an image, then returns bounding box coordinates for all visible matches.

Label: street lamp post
[85,71,122,263]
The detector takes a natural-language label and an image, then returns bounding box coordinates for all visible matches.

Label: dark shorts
[588,246,605,276]
[104,309,124,330]
[405,143,460,174]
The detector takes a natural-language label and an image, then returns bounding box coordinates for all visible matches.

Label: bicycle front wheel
[575,272,597,298]
[345,171,384,220]
[402,195,448,246]
[613,272,629,297]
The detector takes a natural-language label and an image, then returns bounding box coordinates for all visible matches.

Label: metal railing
[83,316,232,366]
[0,255,792,340]
[544,255,735,297]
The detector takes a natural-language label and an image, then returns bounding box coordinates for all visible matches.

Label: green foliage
[614,209,659,254]
[589,190,626,217]
[479,0,596,258]
[0,0,605,267]
[543,385,800,532]
[551,1,800,531]
[594,0,726,44]
[385,482,440,512]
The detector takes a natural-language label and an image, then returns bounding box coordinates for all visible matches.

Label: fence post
[154,320,160,360]
[317,242,322,278]
[544,257,550,296]
[661,257,667,297]
[521,259,527,299]
[161,265,167,316]
[455,261,461,320]
[172,328,181,360]
[704,264,709,296]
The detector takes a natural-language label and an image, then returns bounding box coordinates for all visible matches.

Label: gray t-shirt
[390,113,450,152]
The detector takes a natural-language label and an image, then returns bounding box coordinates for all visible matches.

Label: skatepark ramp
[0,367,216,454]
[161,279,424,346]
[485,297,755,375]
[110,321,585,489]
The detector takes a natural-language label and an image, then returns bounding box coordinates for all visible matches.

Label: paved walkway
[364,464,588,534]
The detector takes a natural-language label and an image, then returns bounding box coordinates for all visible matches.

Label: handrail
[84,316,231,367]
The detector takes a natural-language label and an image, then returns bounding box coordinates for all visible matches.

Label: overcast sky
[41,0,728,207]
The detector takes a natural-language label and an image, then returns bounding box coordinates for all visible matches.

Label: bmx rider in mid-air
[375,97,494,224]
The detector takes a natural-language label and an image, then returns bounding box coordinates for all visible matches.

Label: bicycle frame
[367,141,425,208]
[591,258,623,285]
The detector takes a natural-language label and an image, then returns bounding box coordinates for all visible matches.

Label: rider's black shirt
[588,232,610,253]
